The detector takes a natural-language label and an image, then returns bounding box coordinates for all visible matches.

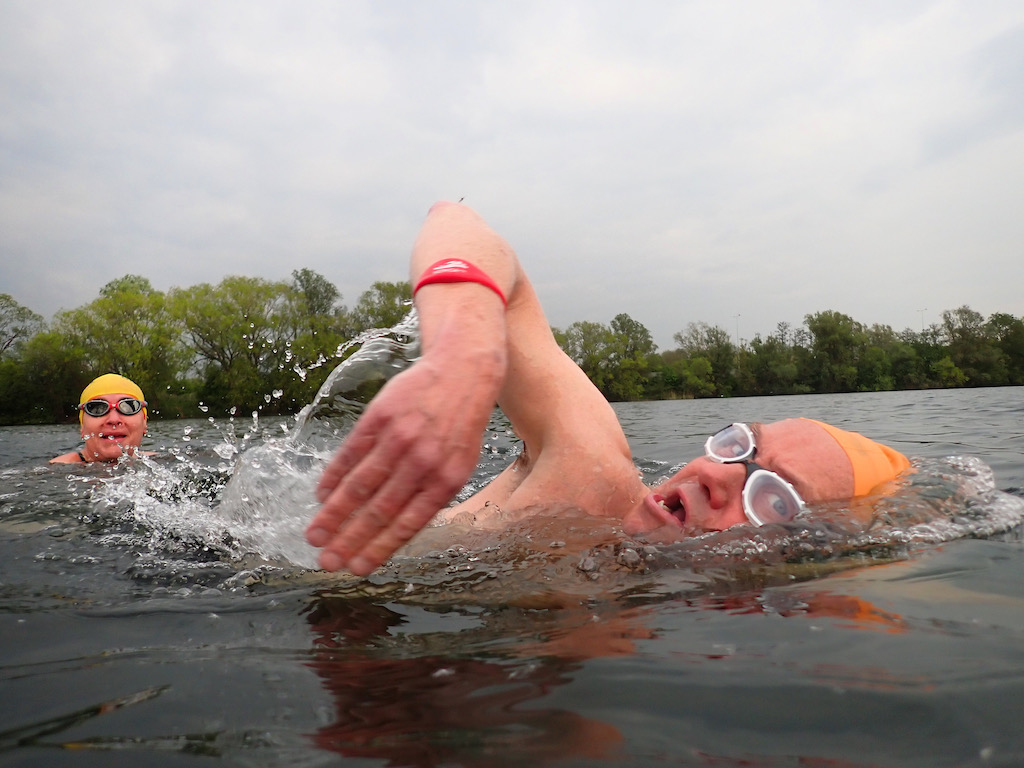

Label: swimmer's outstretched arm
[306,202,520,575]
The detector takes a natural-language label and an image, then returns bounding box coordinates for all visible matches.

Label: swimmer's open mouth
[649,490,686,527]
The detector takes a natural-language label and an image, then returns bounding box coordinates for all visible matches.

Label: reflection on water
[1,330,1023,766]
[304,597,633,764]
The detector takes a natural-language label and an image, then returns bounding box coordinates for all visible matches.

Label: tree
[55,275,186,414]
[803,310,868,393]
[274,270,351,409]
[898,324,945,389]
[657,349,716,398]
[941,305,1007,386]
[0,294,44,358]
[745,329,803,396]
[986,312,1024,385]
[605,313,657,401]
[672,322,736,396]
[169,276,291,413]
[556,320,617,395]
[1,330,88,423]
[291,267,341,320]
[350,281,412,332]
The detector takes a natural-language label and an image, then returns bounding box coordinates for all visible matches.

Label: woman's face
[622,418,855,535]
[80,393,147,462]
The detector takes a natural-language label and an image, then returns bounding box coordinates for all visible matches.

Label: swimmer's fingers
[313,437,472,573]
[314,414,382,503]
[321,482,459,576]
[306,445,397,557]
[311,372,423,517]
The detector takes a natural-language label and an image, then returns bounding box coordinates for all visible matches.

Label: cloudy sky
[1,1,1022,348]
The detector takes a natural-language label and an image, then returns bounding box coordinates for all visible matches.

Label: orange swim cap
[804,419,910,496]
[79,374,147,424]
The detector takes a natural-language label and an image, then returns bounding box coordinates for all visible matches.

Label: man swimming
[51,374,149,464]
[305,202,909,575]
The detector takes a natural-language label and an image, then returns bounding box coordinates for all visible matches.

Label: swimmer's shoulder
[438,439,642,526]
[50,451,84,464]
[49,449,157,465]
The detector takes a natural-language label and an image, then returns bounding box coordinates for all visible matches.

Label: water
[1,383,1023,767]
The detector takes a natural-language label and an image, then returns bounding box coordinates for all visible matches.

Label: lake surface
[1,386,1023,767]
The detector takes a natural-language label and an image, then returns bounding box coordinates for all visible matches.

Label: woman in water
[306,202,909,575]
[51,373,149,464]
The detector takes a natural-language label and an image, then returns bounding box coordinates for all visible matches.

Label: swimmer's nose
[692,458,736,506]
[692,458,747,526]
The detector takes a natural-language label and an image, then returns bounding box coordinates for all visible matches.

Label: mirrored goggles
[704,422,806,526]
[79,397,146,418]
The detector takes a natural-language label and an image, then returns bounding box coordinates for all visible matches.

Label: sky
[1,1,1022,350]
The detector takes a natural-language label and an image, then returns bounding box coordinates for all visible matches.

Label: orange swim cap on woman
[79,374,147,423]
[804,419,910,496]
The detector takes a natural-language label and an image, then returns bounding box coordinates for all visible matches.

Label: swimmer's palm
[308,356,500,575]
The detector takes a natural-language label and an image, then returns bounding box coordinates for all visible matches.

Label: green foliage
[803,310,868,393]
[350,281,412,331]
[56,276,186,415]
[554,313,656,401]
[0,294,44,359]
[987,313,1024,385]
[0,264,1021,425]
[941,305,1008,386]
[170,275,321,416]
[0,330,87,423]
[673,322,736,396]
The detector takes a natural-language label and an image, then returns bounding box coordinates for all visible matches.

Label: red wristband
[413,258,508,306]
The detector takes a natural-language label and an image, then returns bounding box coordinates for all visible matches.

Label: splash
[57,312,424,584]
[211,310,423,565]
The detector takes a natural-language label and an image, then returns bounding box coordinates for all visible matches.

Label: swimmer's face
[80,393,148,462]
[623,418,854,535]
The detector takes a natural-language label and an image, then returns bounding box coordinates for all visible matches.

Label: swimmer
[306,202,910,575]
[51,374,149,464]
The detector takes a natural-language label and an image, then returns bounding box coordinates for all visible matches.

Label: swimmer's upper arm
[497,272,631,461]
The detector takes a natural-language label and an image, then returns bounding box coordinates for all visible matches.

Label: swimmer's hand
[306,319,507,576]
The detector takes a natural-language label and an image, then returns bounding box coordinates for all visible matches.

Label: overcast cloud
[1,0,1022,348]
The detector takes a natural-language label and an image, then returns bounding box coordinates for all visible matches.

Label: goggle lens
[742,469,805,526]
[81,398,146,418]
[705,423,755,461]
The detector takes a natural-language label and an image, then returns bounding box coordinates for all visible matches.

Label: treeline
[555,308,1024,401]
[1,273,1022,425]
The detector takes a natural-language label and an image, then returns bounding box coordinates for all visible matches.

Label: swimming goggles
[79,397,147,418]
[704,423,806,526]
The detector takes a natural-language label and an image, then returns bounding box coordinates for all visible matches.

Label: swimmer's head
[79,374,147,424]
[625,417,909,537]
[802,418,910,496]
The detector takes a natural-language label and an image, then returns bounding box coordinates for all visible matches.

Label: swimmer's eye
[742,469,805,526]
